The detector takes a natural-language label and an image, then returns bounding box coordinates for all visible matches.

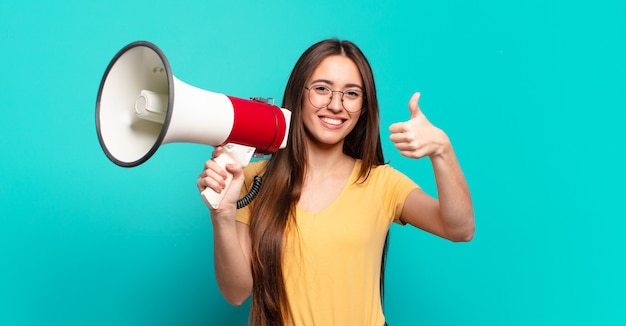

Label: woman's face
[301,55,363,149]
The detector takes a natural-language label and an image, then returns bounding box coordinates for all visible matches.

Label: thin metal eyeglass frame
[304,86,364,113]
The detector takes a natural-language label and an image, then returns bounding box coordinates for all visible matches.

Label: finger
[220,163,246,203]
[394,143,426,159]
[197,175,223,193]
[389,121,407,134]
[211,146,224,159]
[203,159,228,180]
[389,130,410,144]
[409,92,421,119]
[197,168,227,191]
[224,163,243,182]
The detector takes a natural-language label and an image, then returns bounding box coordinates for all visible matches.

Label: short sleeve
[378,165,420,225]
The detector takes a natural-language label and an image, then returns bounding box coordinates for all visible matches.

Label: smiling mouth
[320,116,345,126]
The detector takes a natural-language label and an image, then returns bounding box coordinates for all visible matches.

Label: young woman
[197,39,474,326]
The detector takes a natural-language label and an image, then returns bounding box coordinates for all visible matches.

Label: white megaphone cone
[96,41,291,209]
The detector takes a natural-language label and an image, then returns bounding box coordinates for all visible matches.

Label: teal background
[1,0,625,325]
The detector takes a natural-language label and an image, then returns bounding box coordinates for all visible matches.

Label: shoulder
[351,161,419,224]
[238,160,269,195]
[364,162,419,193]
[366,163,408,182]
[243,160,269,179]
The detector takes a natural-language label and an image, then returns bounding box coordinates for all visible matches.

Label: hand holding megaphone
[96,41,291,209]
[197,145,248,211]
[200,143,255,209]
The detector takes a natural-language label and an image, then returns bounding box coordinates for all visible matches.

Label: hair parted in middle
[246,38,386,326]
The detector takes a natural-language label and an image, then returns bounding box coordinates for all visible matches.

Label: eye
[344,89,362,99]
[311,85,331,94]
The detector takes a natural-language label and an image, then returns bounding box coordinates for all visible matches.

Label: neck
[304,141,354,177]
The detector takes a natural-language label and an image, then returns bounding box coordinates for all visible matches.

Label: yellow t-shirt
[236,159,418,326]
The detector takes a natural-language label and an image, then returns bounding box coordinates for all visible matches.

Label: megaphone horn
[96,41,291,209]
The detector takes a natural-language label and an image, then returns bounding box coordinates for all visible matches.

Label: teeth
[320,117,343,125]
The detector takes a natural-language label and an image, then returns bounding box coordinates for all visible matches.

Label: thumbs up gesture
[389,92,450,159]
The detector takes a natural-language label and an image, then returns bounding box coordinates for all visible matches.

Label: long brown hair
[248,39,385,325]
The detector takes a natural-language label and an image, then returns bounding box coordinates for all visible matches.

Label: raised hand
[389,92,450,159]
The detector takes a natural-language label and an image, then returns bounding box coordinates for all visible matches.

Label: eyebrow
[310,79,363,89]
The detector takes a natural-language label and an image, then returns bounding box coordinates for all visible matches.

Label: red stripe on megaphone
[225,96,288,155]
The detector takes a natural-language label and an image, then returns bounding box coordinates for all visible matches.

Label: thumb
[409,92,421,119]
[225,163,244,184]
[222,163,245,203]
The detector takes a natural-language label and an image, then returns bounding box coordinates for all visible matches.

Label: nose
[327,92,344,112]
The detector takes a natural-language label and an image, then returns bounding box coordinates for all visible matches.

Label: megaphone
[96,41,291,209]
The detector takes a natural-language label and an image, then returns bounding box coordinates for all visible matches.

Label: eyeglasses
[304,84,364,113]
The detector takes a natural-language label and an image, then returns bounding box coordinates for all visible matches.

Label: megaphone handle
[201,143,256,209]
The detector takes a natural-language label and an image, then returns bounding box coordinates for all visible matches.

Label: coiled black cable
[235,156,274,209]
[236,175,263,209]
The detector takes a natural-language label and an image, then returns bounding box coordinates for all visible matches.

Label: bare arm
[197,148,253,305]
[389,93,475,242]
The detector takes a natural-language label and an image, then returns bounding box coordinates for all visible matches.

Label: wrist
[210,210,238,227]
[430,130,452,159]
